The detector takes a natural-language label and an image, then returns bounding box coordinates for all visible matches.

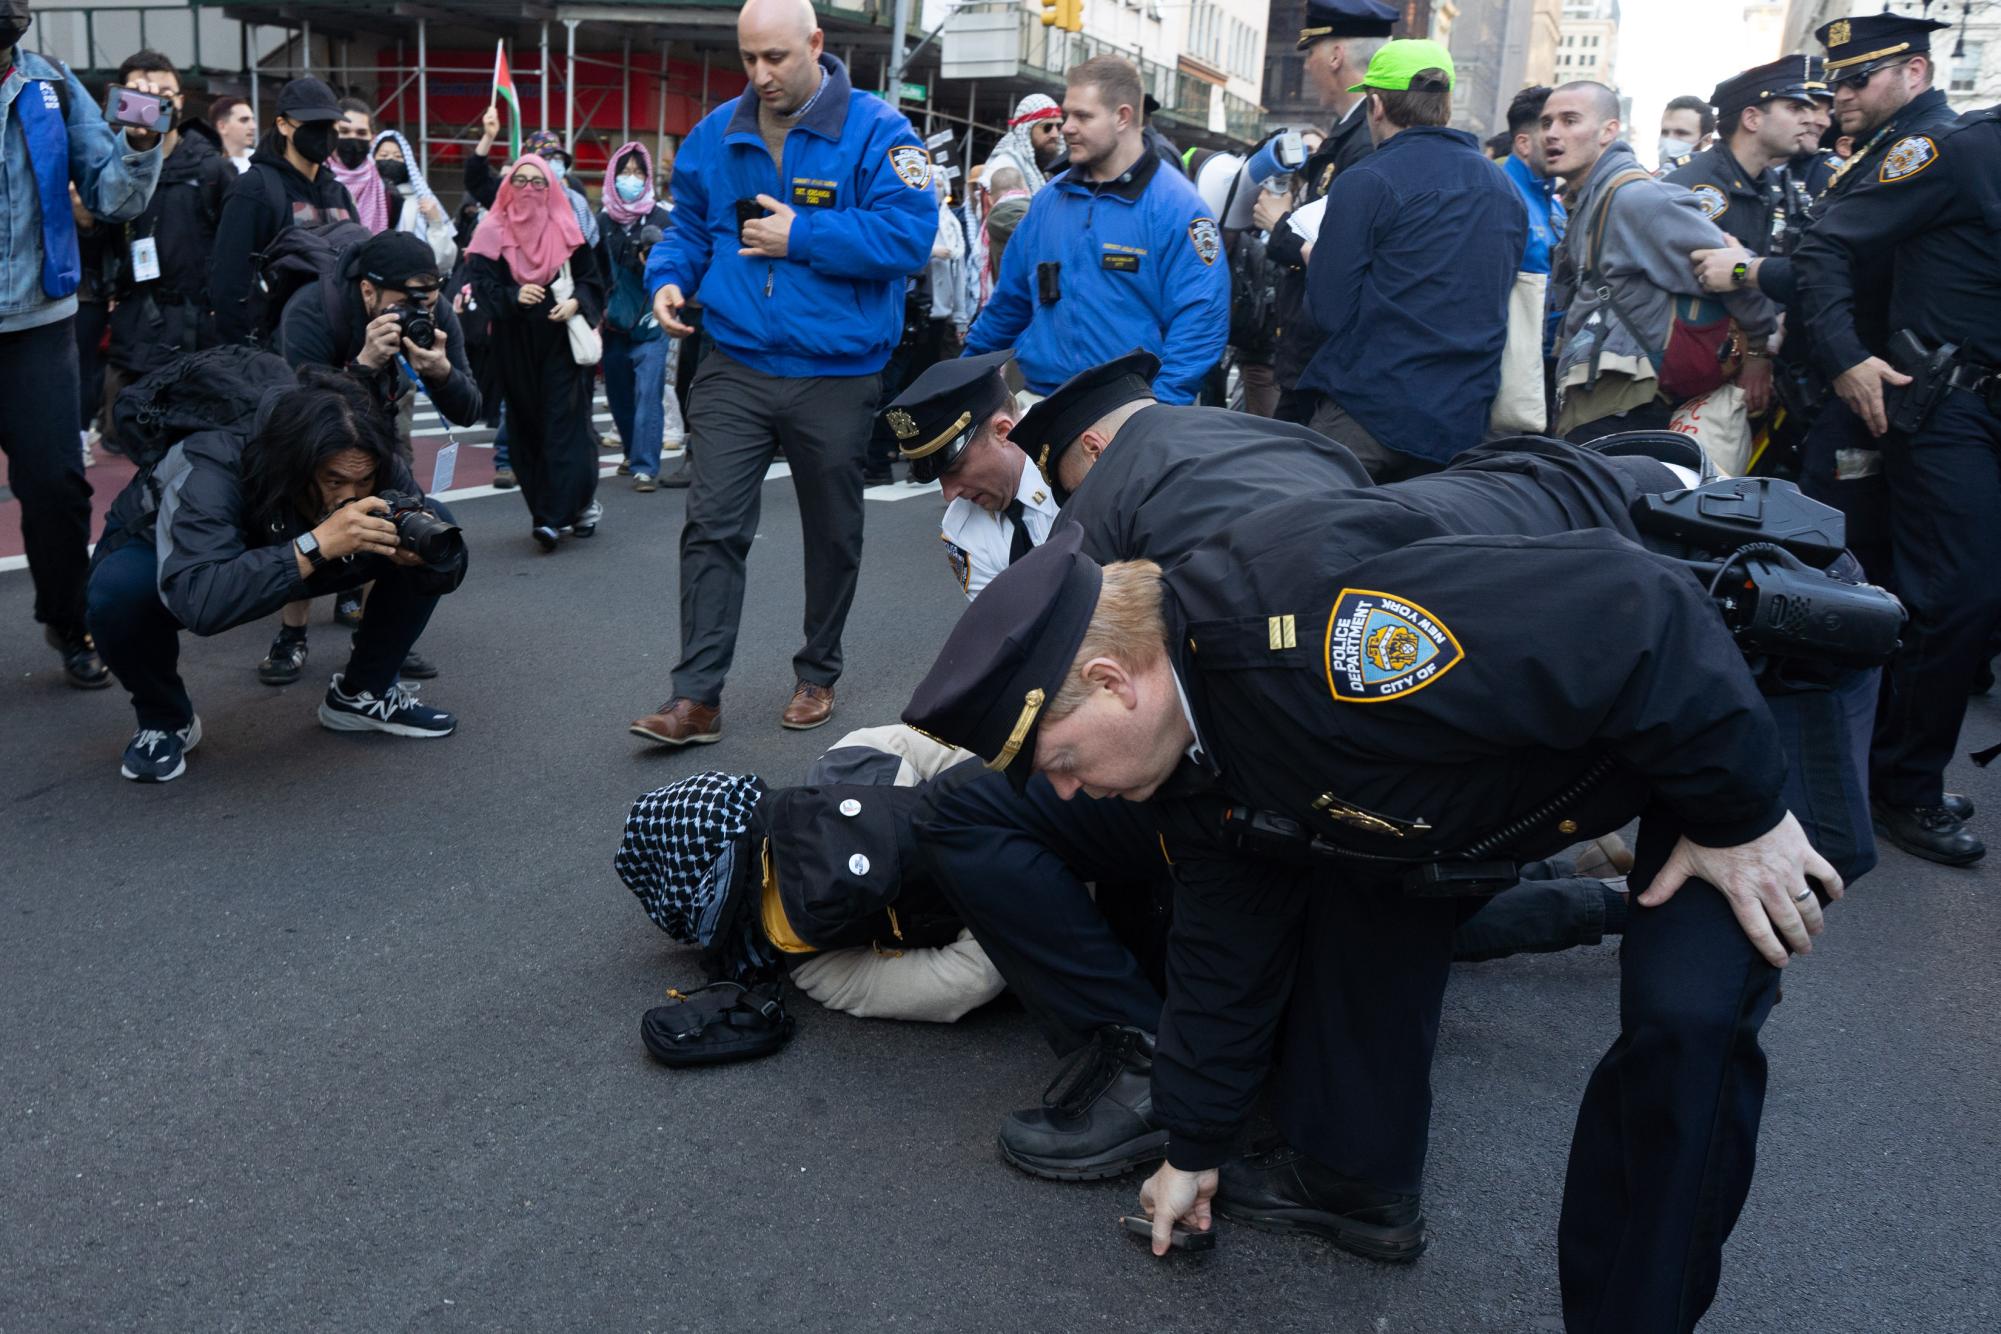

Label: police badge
[1690,184,1728,220]
[1878,135,1938,183]
[888,144,933,189]
[1189,218,1222,266]
[887,408,919,441]
[1827,19,1850,47]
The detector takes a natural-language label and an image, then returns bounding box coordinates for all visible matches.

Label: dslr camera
[389,304,437,350]
[375,490,463,563]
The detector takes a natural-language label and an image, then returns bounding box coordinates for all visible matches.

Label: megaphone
[1222,129,1307,230]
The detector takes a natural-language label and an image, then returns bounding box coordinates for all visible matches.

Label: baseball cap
[1349,39,1456,94]
[275,76,341,124]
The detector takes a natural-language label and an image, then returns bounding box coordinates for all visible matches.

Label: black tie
[1005,499,1035,566]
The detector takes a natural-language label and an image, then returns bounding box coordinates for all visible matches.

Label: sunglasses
[1830,60,1909,92]
[508,174,550,191]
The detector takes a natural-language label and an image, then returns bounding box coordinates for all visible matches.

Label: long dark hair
[239,366,399,534]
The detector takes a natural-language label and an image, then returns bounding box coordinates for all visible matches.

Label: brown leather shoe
[781,681,835,731]
[629,698,723,747]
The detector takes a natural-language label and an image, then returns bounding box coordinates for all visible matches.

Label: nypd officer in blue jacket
[962,55,1228,404]
[633,0,937,748]
[2,3,161,690]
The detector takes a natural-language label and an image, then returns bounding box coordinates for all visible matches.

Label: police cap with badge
[1709,55,1824,119]
[904,526,1102,792]
[881,350,1013,484]
[1295,0,1398,50]
[1007,349,1160,503]
[1815,12,1951,85]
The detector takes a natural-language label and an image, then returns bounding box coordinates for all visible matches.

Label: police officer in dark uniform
[1666,58,1823,261]
[1793,102,2001,865]
[1787,57,1843,202]
[1265,0,1398,422]
[904,492,1873,1328]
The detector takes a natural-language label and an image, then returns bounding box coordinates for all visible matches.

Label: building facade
[1555,0,1619,86]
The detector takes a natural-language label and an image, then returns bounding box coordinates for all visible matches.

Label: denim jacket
[1,50,161,332]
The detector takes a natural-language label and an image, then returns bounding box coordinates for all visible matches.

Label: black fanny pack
[641,981,794,1067]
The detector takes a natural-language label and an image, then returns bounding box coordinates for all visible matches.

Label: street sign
[900,81,927,102]
[925,128,955,149]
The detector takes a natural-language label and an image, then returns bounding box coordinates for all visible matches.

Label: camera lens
[396,307,437,349]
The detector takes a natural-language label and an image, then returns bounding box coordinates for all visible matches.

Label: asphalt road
[3,467,1997,1333]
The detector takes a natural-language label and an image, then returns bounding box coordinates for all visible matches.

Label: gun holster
[1218,805,1521,898]
[1886,329,1959,435]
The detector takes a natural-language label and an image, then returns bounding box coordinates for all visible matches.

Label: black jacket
[1268,102,1375,398]
[209,136,359,344]
[107,121,233,372]
[102,428,465,637]
[1664,142,1788,258]
[276,274,482,427]
[1140,446,1780,1167]
[467,244,607,336]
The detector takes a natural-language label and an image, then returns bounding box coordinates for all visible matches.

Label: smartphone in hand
[106,86,173,134]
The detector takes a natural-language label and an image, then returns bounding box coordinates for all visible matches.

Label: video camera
[375,490,463,564]
[1632,477,1905,669]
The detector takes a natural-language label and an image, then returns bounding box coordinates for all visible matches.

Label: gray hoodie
[1550,139,1775,394]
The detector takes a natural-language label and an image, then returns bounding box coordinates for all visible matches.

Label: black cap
[275,76,342,125]
[347,230,440,288]
[1008,350,1160,503]
[1802,55,1833,101]
[1816,12,1950,78]
[1296,0,1398,51]
[903,526,1103,793]
[1709,55,1825,116]
[881,351,1014,484]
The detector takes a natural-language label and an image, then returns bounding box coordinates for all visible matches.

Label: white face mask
[1658,136,1695,165]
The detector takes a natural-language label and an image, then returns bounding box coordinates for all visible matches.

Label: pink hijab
[329,150,389,233]
[601,141,657,227]
[466,154,586,287]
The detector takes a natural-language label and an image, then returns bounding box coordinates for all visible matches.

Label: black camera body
[390,304,437,350]
[375,490,463,564]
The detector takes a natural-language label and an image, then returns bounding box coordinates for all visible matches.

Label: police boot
[1871,800,1985,867]
[1216,1141,1427,1263]
[997,1025,1166,1182]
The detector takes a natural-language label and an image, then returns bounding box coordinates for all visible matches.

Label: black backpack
[109,345,298,468]
[248,214,373,343]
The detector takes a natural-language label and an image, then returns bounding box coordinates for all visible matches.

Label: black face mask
[333,137,370,169]
[0,3,30,52]
[376,158,410,187]
[290,122,336,165]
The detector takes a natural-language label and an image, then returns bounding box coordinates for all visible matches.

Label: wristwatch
[1731,260,1751,289]
[295,531,326,571]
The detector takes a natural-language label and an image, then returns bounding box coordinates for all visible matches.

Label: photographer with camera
[1,1,162,689]
[87,365,467,783]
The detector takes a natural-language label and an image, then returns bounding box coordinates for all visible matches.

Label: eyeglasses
[508,175,549,191]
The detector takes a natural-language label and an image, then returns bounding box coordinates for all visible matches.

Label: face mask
[0,8,31,51]
[376,158,410,186]
[333,137,369,168]
[291,122,336,164]
[1658,136,1694,165]
[547,159,568,182]
[615,175,646,203]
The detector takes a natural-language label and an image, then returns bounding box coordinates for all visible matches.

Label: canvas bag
[551,260,602,366]
[1667,383,1752,476]
[1489,270,1550,434]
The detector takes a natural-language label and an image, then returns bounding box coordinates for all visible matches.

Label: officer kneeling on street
[88,363,467,782]
[905,491,1882,1328]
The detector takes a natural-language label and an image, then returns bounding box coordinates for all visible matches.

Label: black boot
[1944,792,1975,822]
[997,1025,1167,1181]
[1872,800,1985,867]
[1217,1140,1427,1262]
[45,624,111,689]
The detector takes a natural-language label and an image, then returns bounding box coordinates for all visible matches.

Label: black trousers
[1869,391,2001,806]
[673,348,880,705]
[1798,401,1894,587]
[87,523,445,730]
[1,317,95,633]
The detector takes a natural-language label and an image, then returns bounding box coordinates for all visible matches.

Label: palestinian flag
[492,40,523,159]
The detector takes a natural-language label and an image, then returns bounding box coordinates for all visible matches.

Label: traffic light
[1041,0,1083,32]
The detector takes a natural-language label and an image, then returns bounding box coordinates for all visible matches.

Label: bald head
[1542,81,1623,180]
[739,0,824,113]
[1555,80,1620,122]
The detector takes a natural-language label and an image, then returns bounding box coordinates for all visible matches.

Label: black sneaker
[532,524,561,551]
[45,624,111,689]
[1872,799,1985,866]
[257,628,310,685]
[1217,1140,1427,1263]
[120,715,203,783]
[333,593,365,629]
[997,1026,1167,1181]
[318,674,456,738]
[492,466,518,490]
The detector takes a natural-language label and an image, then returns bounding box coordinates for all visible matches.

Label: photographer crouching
[87,365,467,783]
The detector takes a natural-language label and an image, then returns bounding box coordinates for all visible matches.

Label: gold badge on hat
[887,409,919,441]
[1828,20,1850,47]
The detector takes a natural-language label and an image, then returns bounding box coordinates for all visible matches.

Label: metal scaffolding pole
[565,20,578,151]
[700,49,710,119]
[302,20,311,75]
[540,22,550,130]
[249,23,260,124]
[417,18,429,170]
[622,34,631,147]
[657,40,670,167]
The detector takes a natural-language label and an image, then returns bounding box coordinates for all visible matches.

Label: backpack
[108,345,298,468]
[248,213,373,343]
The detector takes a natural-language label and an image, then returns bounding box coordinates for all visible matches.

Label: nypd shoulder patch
[888,144,933,189]
[1690,183,1728,220]
[942,537,970,594]
[1878,135,1938,183]
[1324,588,1464,703]
[1189,217,1221,266]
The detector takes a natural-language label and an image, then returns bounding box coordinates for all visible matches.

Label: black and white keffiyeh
[615,773,765,944]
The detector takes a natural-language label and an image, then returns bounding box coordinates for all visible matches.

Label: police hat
[882,351,1014,484]
[275,76,342,125]
[1008,350,1160,503]
[1802,55,1833,102]
[1816,12,1950,79]
[1296,0,1398,51]
[1710,55,1824,117]
[903,526,1103,793]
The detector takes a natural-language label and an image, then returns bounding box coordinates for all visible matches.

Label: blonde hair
[1048,560,1168,721]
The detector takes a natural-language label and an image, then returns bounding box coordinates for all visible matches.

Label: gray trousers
[1307,396,1440,483]
[673,347,882,705]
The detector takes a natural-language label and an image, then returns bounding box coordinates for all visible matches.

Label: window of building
[1951,40,1984,94]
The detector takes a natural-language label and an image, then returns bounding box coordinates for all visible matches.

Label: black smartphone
[1119,1215,1216,1252]
[1036,261,1061,306]
[106,86,173,134]
[735,198,766,243]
